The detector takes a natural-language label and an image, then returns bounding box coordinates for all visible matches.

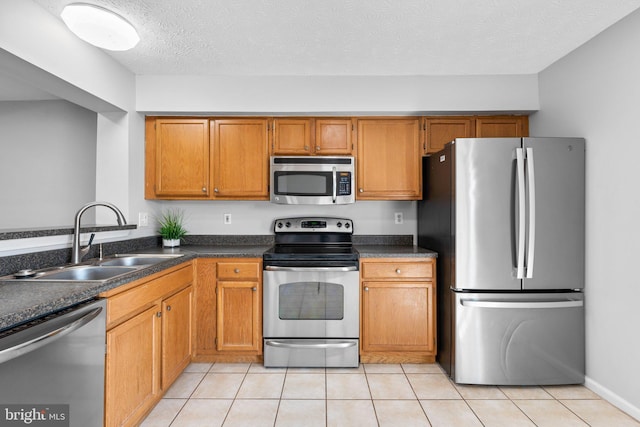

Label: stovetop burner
[264,217,358,267]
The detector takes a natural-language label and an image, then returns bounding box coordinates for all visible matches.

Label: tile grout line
[166,363,214,427]
[362,366,381,426]
[401,363,435,426]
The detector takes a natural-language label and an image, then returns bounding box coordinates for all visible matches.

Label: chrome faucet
[71,201,127,264]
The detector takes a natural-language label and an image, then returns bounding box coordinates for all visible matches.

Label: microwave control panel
[337,172,352,195]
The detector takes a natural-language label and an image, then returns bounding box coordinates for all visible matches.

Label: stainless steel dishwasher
[0,299,106,426]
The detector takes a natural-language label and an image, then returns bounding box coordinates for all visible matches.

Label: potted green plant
[157,209,187,247]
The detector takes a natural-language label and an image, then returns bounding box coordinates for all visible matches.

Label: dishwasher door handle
[265,340,357,350]
[0,306,103,364]
[264,266,358,272]
[460,300,583,309]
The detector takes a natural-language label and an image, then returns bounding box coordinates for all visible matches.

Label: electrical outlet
[138,212,149,227]
[394,212,403,225]
[223,213,232,225]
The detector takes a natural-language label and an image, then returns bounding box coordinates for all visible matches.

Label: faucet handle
[79,233,96,261]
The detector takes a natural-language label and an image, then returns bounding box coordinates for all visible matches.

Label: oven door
[263,266,359,338]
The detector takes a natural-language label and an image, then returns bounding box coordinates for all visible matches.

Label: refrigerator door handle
[525,147,536,279]
[460,299,583,309]
[516,148,526,279]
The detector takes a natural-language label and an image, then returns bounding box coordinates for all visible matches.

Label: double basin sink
[4,254,184,283]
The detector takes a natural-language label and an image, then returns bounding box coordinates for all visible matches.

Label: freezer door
[522,138,585,290]
[454,292,584,385]
[454,138,522,290]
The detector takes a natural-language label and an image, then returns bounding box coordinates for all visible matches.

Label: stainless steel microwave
[270,156,355,204]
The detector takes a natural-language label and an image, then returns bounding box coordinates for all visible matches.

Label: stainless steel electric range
[262,217,360,368]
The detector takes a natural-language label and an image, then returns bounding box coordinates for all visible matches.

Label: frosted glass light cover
[61,3,139,51]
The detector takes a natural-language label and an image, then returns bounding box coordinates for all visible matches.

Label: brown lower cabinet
[360,258,436,363]
[102,262,193,427]
[193,258,263,362]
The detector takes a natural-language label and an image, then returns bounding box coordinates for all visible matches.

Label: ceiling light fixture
[61,3,140,51]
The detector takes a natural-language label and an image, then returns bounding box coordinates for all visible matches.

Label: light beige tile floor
[140,362,640,427]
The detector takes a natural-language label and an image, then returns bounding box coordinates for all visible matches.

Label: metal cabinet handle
[234,268,240,273]
[156,312,162,318]
[304,145,309,151]
[202,187,207,192]
[359,188,364,193]
[252,287,257,291]
[166,305,171,311]
[364,286,369,291]
[316,146,321,151]
[395,269,401,274]
[214,187,219,193]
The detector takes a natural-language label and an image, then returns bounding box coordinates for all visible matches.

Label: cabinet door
[475,116,529,137]
[362,281,435,353]
[356,119,422,200]
[273,118,312,155]
[315,119,353,155]
[216,280,261,352]
[149,118,210,198]
[424,117,474,155]
[212,119,269,199]
[105,306,161,427]
[161,286,193,390]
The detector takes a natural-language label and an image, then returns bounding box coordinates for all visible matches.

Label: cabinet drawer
[362,261,433,280]
[107,265,193,328]
[217,261,261,280]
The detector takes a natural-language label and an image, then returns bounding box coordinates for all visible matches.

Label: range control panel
[274,217,353,233]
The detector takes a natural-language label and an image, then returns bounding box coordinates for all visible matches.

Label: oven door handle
[264,266,358,272]
[265,340,357,350]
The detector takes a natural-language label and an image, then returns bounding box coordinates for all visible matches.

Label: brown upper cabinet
[423,117,475,155]
[475,115,529,138]
[272,118,354,155]
[146,118,211,198]
[145,117,269,200]
[356,118,422,200]
[423,115,529,155]
[211,119,269,199]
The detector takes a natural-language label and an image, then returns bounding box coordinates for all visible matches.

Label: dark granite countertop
[0,239,436,332]
[355,245,437,258]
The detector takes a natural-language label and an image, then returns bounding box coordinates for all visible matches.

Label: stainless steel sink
[97,254,183,267]
[39,265,138,281]
[1,253,184,282]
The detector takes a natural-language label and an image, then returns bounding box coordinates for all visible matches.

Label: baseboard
[584,375,640,421]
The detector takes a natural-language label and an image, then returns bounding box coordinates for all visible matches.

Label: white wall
[137,74,539,114]
[0,100,97,228]
[147,200,416,238]
[530,8,640,419]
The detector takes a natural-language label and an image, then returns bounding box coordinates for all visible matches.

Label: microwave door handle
[332,167,337,203]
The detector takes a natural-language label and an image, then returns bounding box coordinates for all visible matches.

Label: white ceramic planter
[162,238,180,248]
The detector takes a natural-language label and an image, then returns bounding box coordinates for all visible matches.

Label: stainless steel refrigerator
[418,137,585,385]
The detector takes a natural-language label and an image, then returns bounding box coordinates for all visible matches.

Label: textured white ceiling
[29,0,640,76]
